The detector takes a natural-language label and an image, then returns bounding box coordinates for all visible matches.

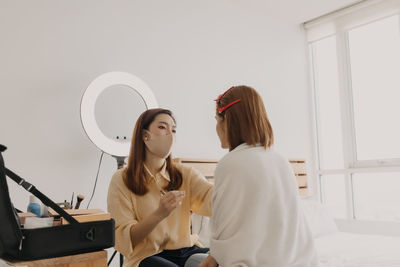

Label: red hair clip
[214,86,241,113]
[214,86,234,102]
[217,99,241,113]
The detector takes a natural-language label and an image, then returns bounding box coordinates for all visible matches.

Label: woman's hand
[199,255,218,267]
[129,190,184,246]
[156,190,185,219]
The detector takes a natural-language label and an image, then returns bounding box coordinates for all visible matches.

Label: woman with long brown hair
[200,86,318,267]
[107,108,213,267]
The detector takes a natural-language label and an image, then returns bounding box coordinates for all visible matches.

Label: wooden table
[1,250,107,267]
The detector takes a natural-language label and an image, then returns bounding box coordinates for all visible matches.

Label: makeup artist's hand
[199,255,218,267]
[156,190,185,219]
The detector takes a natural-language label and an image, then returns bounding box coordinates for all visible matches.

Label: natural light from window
[321,175,347,219]
[311,36,344,170]
[353,172,400,222]
[349,15,400,161]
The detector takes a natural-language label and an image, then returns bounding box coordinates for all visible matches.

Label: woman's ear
[142,130,150,141]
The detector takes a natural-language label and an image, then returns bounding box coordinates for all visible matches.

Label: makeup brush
[70,192,74,209]
[74,194,85,209]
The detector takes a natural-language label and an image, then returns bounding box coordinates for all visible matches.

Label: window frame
[306,0,400,220]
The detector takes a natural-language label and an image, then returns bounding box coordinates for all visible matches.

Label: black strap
[4,167,79,225]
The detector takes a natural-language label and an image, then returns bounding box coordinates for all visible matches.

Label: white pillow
[300,197,338,238]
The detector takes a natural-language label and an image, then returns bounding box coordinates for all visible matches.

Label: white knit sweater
[210,144,319,267]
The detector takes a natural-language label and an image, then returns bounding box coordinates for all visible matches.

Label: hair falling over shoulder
[124,108,182,195]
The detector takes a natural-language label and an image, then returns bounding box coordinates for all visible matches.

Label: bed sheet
[315,232,400,267]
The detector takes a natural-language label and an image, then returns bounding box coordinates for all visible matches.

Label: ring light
[80,71,158,157]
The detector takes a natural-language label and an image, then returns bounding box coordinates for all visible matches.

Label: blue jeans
[138,245,209,267]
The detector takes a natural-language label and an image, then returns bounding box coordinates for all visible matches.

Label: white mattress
[315,232,400,267]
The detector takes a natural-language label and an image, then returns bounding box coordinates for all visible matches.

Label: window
[349,15,400,161]
[353,172,400,222]
[311,36,344,170]
[320,175,347,219]
[305,0,400,221]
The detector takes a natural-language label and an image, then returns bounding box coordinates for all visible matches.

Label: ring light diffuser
[80,71,158,157]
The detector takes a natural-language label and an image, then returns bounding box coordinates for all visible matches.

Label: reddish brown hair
[124,108,183,195]
[216,85,274,151]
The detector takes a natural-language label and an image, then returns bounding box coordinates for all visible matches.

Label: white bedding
[315,232,400,267]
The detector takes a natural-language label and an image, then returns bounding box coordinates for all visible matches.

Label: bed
[315,231,400,267]
[302,197,400,267]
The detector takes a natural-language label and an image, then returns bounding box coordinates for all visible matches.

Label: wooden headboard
[175,158,308,196]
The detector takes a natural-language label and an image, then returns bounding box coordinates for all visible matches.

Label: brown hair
[124,108,183,195]
[216,85,274,151]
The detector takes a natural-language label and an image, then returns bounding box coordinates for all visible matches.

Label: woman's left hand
[199,255,218,267]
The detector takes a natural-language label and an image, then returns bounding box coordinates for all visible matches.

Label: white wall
[0,1,315,263]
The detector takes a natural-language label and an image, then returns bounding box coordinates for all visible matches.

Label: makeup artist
[107,108,213,267]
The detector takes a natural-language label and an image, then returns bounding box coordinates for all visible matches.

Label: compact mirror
[80,72,158,157]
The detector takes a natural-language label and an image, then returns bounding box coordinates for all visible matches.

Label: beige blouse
[107,162,213,267]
